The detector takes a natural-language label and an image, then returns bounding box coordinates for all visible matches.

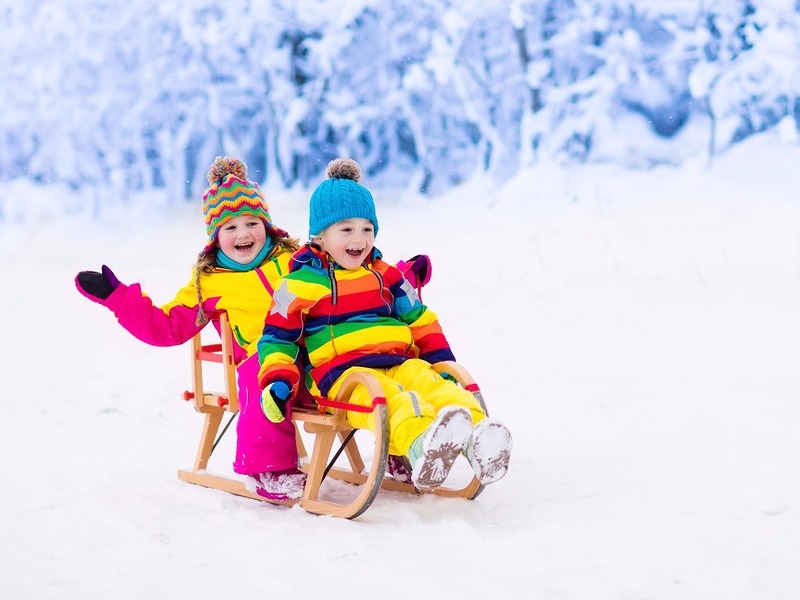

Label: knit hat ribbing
[308,158,378,237]
[201,156,286,254]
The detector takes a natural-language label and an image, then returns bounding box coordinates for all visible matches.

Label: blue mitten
[261,381,291,423]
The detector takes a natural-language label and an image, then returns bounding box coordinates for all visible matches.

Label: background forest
[3,0,800,212]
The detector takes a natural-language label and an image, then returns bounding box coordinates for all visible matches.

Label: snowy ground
[1,132,799,599]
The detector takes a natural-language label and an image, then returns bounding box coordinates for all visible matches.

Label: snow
[2,131,800,598]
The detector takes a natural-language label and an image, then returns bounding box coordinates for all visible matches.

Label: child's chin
[233,251,257,263]
[340,258,362,268]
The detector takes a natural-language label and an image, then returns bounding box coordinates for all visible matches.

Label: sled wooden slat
[177,469,296,506]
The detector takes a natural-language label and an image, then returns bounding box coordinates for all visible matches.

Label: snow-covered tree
[2,0,799,216]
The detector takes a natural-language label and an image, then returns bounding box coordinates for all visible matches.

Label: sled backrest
[183,312,239,413]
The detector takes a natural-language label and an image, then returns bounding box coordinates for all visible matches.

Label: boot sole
[468,419,513,485]
[412,407,473,489]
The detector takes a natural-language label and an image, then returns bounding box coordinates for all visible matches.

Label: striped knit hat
[201,156,287,254]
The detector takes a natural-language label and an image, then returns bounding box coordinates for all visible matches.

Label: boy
[257,158,512,489]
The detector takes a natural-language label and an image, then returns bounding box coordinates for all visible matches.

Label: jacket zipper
[327,262,339,355]
[328,262,338,305]
[366,264,392,315]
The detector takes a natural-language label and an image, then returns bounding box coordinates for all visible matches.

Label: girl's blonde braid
[194,254,210,326]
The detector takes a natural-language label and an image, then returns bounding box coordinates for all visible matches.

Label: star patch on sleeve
[400,277,420,304]
[269,280,296,318]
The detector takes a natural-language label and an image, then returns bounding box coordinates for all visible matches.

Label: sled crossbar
[316,395,387,413]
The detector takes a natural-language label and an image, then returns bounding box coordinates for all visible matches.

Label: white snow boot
[408,406,473,489]
[465,419,513,485]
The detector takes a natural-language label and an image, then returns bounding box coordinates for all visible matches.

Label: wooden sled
[177,313,487,519]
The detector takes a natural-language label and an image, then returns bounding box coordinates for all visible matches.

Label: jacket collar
[291,243,382,271]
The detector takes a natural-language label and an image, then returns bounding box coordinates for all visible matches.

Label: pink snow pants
[232,354,299,474]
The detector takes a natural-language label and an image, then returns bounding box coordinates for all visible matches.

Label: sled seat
[177,312,486,519]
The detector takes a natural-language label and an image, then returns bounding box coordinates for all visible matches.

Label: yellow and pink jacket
[96,250,292,360]
[257,244,456,397]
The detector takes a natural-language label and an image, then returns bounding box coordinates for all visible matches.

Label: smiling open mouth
[346,248,364,257]
[235,242,254,251]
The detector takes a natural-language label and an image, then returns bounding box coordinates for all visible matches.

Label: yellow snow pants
[326,358,486,456]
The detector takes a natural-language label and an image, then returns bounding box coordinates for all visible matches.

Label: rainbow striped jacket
[257,244,456,396]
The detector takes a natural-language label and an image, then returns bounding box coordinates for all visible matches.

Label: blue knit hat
[309,158,378,237]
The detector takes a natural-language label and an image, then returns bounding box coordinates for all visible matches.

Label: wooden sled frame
[177,313,487,519]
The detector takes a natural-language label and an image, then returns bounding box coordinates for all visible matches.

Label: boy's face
[317,217,375,269]
[217,214,268,264]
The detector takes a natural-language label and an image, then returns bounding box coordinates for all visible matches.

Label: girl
[75,156,306,500]
[257,158,513,490]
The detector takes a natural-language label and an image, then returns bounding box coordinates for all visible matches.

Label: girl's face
[217,214,268,264]
[317,218,375,269]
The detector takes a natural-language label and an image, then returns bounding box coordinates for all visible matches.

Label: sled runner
[177,312,488,519]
